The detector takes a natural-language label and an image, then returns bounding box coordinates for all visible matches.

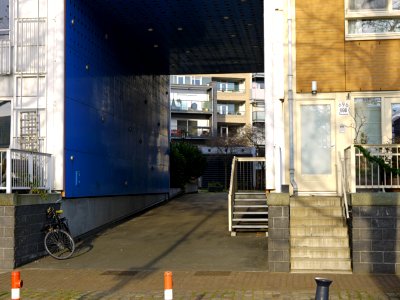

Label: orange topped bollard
[11,271,23,300]
[164,271,173,300]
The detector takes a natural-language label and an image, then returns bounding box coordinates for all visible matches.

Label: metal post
[315,277,332,300]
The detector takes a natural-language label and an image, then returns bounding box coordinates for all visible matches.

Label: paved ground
[1,191,400,299]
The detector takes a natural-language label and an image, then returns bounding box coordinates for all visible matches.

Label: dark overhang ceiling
[91,0,264,74]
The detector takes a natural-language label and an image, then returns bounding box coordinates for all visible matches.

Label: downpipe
[287,0,298,195]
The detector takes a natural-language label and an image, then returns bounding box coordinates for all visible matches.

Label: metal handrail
[228,156,238,232]
[339,151,350,219]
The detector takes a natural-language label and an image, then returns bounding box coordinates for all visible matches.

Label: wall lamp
[311,81,317,95]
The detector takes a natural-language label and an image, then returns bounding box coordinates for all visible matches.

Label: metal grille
[15,18,46,74]
[19,111,40,151]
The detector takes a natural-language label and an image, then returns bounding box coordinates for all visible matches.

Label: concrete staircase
[231,192,268,236]
[290,196,352,273]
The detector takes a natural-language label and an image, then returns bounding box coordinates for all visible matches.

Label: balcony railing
[252,111,265,122]
[171,100,212,113]
[171,126,211,139]
[0,38,11,74]
[0,149,53,193]
[344,144,400,193]
[217,88,246,93]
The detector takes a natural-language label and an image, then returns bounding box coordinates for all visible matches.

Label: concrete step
[233,211,268,215]
[291,258,352,271]
[291,197,341,207]
[235,192,266,199]
[291,236,349,248]
[291,217,344,226]
[290,207,343,218]
[233,218,268,222]
[232,224,268,229]
[291,247,350,259]
[235,198,267,202]
[234,205,268,208]
[290,226,348,237]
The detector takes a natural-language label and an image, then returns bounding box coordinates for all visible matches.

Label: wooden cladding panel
[345,40,400,91]
[296,0,400,93]
[296,0,345,93]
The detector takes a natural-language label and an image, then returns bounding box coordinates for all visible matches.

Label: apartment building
[291,0,400,194]
[170,73,253,144]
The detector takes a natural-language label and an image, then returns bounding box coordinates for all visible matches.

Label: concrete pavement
[0,192,400,299]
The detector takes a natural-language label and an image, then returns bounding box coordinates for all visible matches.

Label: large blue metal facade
[65,0,170,197]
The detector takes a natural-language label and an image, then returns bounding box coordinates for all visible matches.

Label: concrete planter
[0,193,61,270]
[184,182,198,193]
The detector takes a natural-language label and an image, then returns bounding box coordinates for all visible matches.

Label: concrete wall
[62,193,169,237]
[0,194,61,270]
[267,193,290,272]
[351,193,400,274]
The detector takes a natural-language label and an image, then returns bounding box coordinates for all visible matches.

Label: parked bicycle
[43,206,75,259]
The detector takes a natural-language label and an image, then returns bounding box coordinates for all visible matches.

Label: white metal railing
[228,156,266,231]
[344,144,400,193]
[0,148,53,193]
[0,38,11,74]
[228,157,237,232]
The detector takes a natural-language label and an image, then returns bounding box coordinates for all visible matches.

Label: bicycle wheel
[44,229,75,260]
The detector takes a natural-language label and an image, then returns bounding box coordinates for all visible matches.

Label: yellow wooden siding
[296,0,400,93]
[345,40,400,91]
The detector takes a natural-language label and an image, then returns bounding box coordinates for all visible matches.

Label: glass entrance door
[296,100,337,193]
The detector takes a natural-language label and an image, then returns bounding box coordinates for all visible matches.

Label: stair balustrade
[228,156,267,235]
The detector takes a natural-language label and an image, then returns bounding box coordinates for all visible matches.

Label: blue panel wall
[65,0,170,197]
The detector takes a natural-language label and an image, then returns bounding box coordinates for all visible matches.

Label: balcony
[252,111,265,122]
[252,89,264,100]
[0,148,53,193]
[217,89,248,102]
[171,100,212,114]
[217,112,247,124]
[171,126,212,139]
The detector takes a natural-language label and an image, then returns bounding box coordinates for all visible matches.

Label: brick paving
[1,269,400,299]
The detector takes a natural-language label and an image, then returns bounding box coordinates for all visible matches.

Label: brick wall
[0,204,15,269]
[352,205,400,274]
[267,194,290,272]
[0,194,61,270]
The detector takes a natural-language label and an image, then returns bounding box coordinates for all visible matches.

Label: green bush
[170,142,207,188]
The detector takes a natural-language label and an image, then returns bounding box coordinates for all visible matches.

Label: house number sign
[338,102,349,115]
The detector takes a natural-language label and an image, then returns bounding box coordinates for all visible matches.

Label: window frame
[345,0,400,40]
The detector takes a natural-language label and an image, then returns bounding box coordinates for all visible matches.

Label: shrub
[170,142,207,188]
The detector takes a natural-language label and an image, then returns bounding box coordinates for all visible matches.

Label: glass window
[0,101,11,147]
[354,97,382,144]
[0,0,9,37]
[177,76,184,84]
[392,103,400,143]
[349,0,387,9]
[346,0,400,39]
[349,19,400,34]
[301,105,331,174]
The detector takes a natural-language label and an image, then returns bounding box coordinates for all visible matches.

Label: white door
[296,100,337,194]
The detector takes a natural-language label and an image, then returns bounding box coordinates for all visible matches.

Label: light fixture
[346,92,351,101]
[311,81,317,95]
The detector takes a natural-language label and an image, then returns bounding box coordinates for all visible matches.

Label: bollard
[11,271,23,300]
[164,271,173,300]
[315,277,332,300]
